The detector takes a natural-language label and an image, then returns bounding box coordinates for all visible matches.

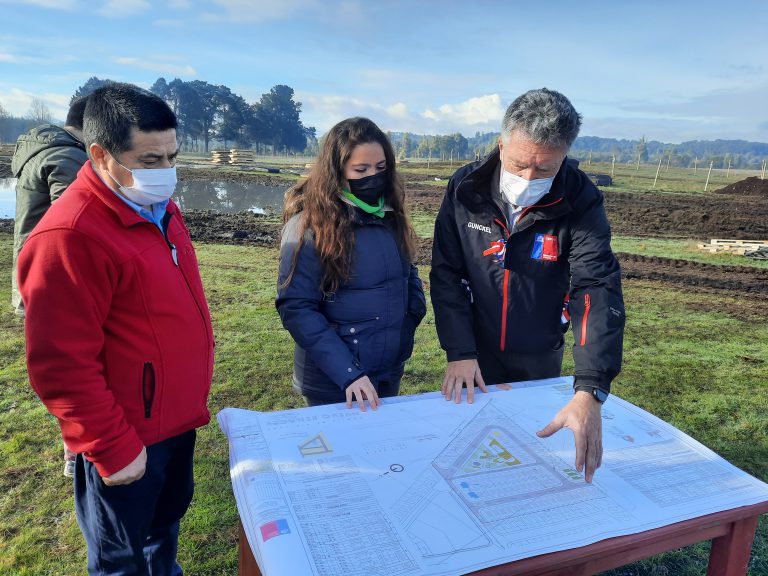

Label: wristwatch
[574,385,609,404]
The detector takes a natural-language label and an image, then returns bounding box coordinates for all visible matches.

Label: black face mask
[347,170,387,205]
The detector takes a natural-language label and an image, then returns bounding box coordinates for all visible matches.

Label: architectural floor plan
[218,377,768,575]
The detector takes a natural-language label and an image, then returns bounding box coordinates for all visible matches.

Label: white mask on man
[499,151,555,207]
[108,156,177,206]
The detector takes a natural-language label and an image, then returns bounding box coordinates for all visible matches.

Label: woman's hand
[345,376,380,412]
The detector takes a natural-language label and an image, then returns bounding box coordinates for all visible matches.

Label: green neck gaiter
[341,189,385,218]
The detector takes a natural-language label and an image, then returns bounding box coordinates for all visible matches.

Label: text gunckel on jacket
[276,208,426,399]
[430,149,625,392]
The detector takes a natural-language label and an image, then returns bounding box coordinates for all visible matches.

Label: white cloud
[207,0,317,22]
[0,50,76,66]
[98,0,150,18]
[168,0,191,7]
[386,103,409,119]
[10,0,79,9]
[0,86,71,120]
[114,57,197,77]
[422,94,505,127]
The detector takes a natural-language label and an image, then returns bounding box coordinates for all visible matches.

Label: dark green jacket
[11,124,87,309]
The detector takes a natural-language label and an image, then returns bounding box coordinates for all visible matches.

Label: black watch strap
[574,385,609,404]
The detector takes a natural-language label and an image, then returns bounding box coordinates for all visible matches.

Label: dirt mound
[182,210,281,246]
[603,191,768,239]
[177,166,294,187]
[713,177,768,196]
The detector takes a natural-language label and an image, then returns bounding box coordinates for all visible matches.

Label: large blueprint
[218,377,768,575]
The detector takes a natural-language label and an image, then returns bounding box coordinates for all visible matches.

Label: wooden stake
[611,155,616,177]
[653,157,663,189]
[704,160,714,192]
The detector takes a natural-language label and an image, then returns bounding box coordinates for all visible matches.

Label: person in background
[11,96,89,477]
[277,117,426,411]
[430,88,625,482]
[12,96,88,318]
[18,82,214,575]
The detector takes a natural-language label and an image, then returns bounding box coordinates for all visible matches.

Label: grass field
[1,229,766,575]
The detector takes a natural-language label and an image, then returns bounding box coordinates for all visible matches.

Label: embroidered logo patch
[483,239,506,265]
[531,234,558,261]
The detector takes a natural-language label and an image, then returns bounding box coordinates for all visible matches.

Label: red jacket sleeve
[18,228,144,477]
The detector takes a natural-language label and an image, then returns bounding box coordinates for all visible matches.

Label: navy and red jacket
[18,161,214,477]
[430,150,625,392]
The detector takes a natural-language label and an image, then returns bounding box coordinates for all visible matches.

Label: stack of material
[229,149,256,166]
[211,150,231,165]
[697,238,768,255]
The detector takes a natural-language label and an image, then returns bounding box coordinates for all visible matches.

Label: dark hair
[502,88,582,149]
[65,96,88,130]
[83,82,177,156]
[282,117,416,292]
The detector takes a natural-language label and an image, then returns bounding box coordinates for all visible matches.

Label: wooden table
[238,501,768,576]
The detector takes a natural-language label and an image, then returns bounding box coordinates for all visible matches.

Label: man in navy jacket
[430,88,625,482]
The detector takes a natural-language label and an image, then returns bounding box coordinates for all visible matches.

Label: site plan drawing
[218,377,768,575]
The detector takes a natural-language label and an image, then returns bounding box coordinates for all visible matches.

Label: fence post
[652,157,663,189]
[704,160,714,192]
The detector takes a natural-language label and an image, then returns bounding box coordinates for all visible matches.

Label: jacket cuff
[341,370,367,390]
[445,349,478,362]
[89,432,145,478]
[573,374,611,394]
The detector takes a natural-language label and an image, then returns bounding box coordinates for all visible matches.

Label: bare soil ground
[1,155,765,314]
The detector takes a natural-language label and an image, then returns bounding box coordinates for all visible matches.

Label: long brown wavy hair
[282,117,416,293]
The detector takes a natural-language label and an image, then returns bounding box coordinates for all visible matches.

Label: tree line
[570,135,768,169]
[4,82,768,168]
[1,77,317,155]
[69,77,316,154]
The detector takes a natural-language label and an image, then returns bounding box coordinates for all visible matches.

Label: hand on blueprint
[345,376,380,412]
[103,446,147,486]
[536,392,603,483]
[442,359,488,404]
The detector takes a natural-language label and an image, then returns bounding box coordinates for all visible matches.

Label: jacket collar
[80,161,177,228]
[457,149,573,226]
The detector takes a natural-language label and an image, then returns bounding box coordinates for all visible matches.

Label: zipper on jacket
[580,293,591,346]
[142,362,156,418]
[500,269,510,351]
[162,211,178,266]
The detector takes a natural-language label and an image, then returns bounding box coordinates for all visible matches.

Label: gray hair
[501,88,582,149]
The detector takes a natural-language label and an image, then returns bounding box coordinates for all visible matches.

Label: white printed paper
[218,377,768,575]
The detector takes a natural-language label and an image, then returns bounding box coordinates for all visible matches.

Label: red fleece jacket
[18,161,214,477]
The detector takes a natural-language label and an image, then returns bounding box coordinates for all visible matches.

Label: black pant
[74,430,196,575]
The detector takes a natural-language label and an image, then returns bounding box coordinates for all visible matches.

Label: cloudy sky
[1,0,767,143]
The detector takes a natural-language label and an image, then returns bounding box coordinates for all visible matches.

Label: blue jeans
[74,430,196,576]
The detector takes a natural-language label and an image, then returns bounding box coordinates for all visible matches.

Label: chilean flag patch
[531,234,559,261]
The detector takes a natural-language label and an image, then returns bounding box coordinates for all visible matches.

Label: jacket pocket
[142,362,156,419]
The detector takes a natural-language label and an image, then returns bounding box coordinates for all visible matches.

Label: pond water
[0,178,16,218]
[175,180,288,214]
[0,179,290,219]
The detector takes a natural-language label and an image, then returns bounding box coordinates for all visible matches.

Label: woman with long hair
[276,117,426,410]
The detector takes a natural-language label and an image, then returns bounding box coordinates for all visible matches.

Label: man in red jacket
[18,83,214,575]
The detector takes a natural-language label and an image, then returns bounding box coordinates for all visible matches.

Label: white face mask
[499,151,556,207]
[108,156,177,206]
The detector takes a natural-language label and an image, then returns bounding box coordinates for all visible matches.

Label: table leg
[239,521,262,576]
[707,516,759,576]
